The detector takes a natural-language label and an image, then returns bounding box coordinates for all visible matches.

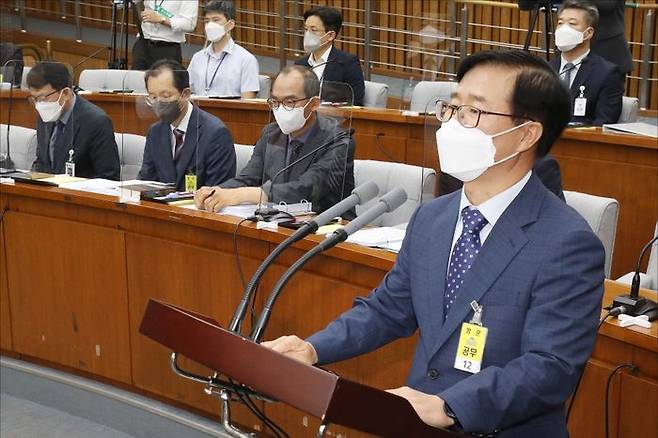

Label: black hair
[456,49,570,157]
[558,0,599,29]
[303,6,343,36]
[26,62,72,90]
[275,65,320,98]
[144,59,190,93]
[205,0,236,21]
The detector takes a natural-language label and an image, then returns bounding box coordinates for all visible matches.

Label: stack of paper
[346,227,406,252]
[602,122,658,138]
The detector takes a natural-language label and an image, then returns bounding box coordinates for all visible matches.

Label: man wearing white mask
[262,50,605,438]
[295,6,365,106]
[27,62,120,179]
[187,0,259,98]
[550,0,623,126]
[194,65,355,217]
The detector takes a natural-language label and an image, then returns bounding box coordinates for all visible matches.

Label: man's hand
[386,386,454,429]
[261,335,318,365]
[195,186,266,212]
[141,8,165,24]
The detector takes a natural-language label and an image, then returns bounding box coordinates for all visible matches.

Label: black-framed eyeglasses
[436,100,534,129]
[27,89,61,105]
[267,97,309,111]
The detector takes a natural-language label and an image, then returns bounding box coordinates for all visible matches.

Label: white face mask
[35,89,66,123]
[435,119,531,182]
[303,31,325,53]
[555,24,585,52]
[205,21,226,43]
[273,100,311,135]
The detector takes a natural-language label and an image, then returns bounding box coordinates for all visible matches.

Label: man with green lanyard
[132,0,198,70]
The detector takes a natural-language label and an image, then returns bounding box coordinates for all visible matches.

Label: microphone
[0,60,20,173]
[252,129,351,220]
[249,187,408,342]
[612,235,658,317]
[73,46,110,73]
[228,181,379,333]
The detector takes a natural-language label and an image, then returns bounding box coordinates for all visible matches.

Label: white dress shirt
[559,49,589,89]
[307,45,332,80]
[170,102,193,157]
[447,171,532,274]
[140,0,198,43]
[187,38,260,96]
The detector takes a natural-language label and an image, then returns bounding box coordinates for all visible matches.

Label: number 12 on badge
[454,322,488,373]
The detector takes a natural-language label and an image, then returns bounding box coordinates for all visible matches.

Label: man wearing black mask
[138,59,236,190]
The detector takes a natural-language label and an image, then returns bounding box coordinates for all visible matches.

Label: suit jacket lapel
[322,48,339,81]
[264,128,287,185]
[53,101,82,172]
[287,122,324,182]
[419,193,460,355]
[155,123,177,183]
[175,106,200,186]
[428,175,545,358]
[570,56,594,97]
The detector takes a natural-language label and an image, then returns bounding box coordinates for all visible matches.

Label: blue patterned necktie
[49,121,65,169]
[444,207,488,317]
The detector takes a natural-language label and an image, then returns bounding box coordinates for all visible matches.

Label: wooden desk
[0,183,656,437]
[1,90,656,278]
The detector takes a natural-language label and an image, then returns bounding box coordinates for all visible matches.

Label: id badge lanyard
[205,52,228,94]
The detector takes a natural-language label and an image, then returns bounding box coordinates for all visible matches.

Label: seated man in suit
[439,155,566,200]
[264,50,605,437]
[551,0,623,126]
[138,59,236,190]
[295,6,365,106]
[194,65,355,216]
[27,62,120,179]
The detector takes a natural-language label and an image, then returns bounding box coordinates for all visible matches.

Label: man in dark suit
[294,6,365,106]
[263,50,605,437]
[138,59,236,191]
[27,62,120,179]
[551,0,623,126]
[590,0,633,75]
[194,65,355,216]
[439,155,565,200]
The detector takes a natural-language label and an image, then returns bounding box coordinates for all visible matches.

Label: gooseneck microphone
[611,235,658,318]
[249,187,408,342]
[228,181,380,333]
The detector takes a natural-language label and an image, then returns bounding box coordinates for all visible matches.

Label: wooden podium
[139,299,465,438]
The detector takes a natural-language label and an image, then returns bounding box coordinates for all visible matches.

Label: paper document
[59,178,122,196]
[602,122,658,138]
[346,227,406,252]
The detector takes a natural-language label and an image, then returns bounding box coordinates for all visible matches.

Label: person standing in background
[132,0,198,70]
[589,0,633,76]
[187,0,260,98]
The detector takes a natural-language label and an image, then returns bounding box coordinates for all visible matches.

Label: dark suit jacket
[221,115,355,216]
[551,52,624,126]
[32,95,120,180]
[308,174,605,437]
[439,155,565,200]
[295,47,365,106]
[590,0,633,74]
[138,106,236,190]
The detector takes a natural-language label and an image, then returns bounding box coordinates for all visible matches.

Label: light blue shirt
[188,38,260,97]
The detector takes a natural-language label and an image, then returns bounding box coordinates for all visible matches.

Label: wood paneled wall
[3,0,657,109]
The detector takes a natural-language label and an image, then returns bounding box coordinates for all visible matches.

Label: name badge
[454,301,488,374]
[185,173,197,192]
[574,85,587,117]
[65,149,75,177]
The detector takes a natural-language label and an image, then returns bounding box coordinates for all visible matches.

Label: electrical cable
[605,364,637,438]
[566,312,613,423]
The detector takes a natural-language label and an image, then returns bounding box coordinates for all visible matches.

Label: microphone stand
[0,60,19,173]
